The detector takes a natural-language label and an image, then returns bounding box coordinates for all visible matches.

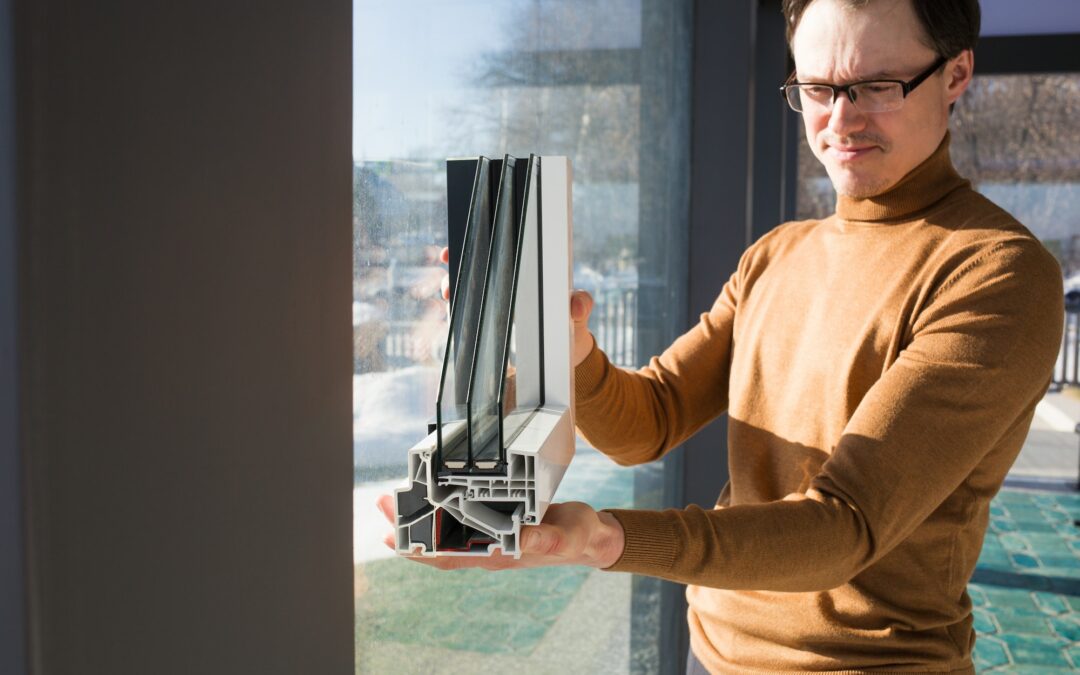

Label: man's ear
[945,49,974,105]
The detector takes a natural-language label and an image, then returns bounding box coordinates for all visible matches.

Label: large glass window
[353,1,691,672]
[795,72,1080,485]
[954,73,1080,485]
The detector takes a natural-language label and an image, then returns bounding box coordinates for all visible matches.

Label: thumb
[570,290,593,322]
[521,525,561,555]
[571,290,595,367]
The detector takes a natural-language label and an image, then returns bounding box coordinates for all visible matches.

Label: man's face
[791,0,971,198]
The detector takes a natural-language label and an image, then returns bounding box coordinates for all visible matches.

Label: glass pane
[468,156,519,470]
[951,73,1080,486]
[354,1,692,672]
[794,130,832,221]
[501,156,543,455]
[437,157,491,471]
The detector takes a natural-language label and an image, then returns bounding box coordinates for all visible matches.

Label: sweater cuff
[574,337,607,403]
[601,508,679,574]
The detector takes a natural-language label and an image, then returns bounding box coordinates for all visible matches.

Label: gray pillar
[17,2,354,673]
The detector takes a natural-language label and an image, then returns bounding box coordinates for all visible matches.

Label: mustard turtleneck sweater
[574,134,1064,673]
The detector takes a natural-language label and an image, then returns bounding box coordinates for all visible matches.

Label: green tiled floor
[357,478,1078,672]
[970,488,1080,671]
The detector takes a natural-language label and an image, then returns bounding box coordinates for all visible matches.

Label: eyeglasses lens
[787,82,904,113]
[849,82,903,112]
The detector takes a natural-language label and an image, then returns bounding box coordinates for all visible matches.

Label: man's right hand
[438,246,596,368]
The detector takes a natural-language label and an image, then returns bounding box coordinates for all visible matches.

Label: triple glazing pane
[468,156,520,469]
[437,154,544,472]
[436,157,491,469]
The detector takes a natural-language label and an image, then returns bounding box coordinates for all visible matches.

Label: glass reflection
[468,156,519,470]
[500,156,543,456]
[353,1,691,672]
[437,157,491,471]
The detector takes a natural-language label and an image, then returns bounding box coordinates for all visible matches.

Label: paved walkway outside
[1014,390,1079,483]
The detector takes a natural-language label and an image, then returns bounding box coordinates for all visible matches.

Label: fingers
[439,247,451,301]
[377,494,398,551]
[520,525,562,556]
[397,548,520,571]
[520,526,539,552]
[432,554,518,572]
[375,494,396,524]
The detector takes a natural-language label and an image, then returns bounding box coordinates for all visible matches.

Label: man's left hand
[376,495,625,571]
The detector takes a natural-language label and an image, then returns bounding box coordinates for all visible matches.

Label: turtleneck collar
[835,131,969,223]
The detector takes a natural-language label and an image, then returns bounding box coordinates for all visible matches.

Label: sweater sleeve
[602,239,1064,591]
[573,271,737,466]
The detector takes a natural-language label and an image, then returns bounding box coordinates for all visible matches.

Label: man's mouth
[826,144,878,161]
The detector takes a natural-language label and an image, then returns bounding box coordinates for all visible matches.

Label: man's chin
[828,171,892,199]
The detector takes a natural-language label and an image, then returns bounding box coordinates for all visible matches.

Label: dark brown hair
[782,0,981,59]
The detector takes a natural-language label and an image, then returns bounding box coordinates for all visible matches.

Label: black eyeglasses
[779,56,947,113]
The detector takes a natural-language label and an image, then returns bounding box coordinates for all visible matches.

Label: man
[379,0,1064,671]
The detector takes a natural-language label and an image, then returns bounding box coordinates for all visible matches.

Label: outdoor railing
[369,287,641,372]
[1055,308,1080,388]
[589,287,638,368]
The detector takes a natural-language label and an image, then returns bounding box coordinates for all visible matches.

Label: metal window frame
[665,1,797,672]
[975,34,1080,74]
[667,2,756,673]
[0,0,25,671]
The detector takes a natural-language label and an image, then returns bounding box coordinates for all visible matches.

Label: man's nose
[827,93,866,136]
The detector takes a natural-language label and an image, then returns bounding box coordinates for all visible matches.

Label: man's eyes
[859,83,896,94]
[802,85,833,100]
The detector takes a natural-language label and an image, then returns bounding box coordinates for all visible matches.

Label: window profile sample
[394,155,574,558]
